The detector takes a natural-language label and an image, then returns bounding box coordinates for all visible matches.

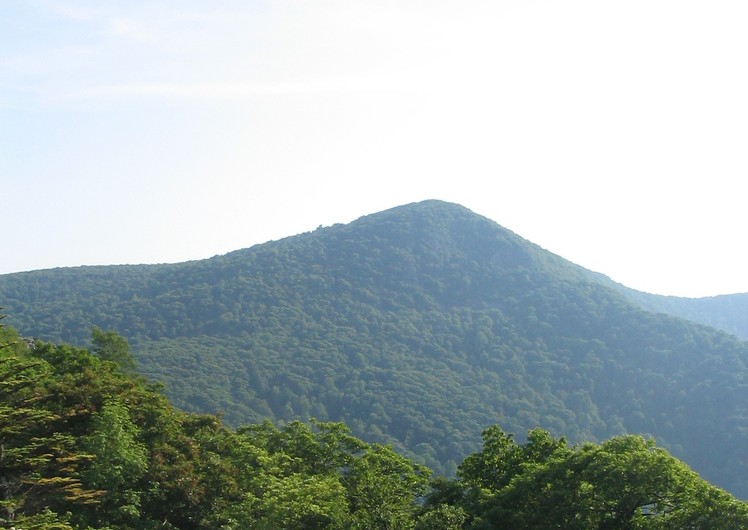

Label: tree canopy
[2,314,747,529]
[422,425,748,529]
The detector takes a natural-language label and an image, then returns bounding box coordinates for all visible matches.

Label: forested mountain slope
[2,200,748,497]
[615,287,748,340]
[4,319,746,529]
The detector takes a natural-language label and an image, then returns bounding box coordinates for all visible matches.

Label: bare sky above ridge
[2,0,747,297]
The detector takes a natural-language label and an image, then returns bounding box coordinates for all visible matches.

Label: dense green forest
[2,317,748,529]
[2,200,748,498]
[615,288,748,341]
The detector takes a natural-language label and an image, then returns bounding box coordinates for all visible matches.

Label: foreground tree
[231,420,431,529]
[0,319,100,527]
[79,398,149,527]
[423,425,748,529]
[91,326,137,373]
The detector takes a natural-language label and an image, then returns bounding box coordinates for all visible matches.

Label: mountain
[2,200,748,496]
[616,288,748,340]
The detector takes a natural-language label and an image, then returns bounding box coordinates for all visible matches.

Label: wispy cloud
[107,16,164,44]
[45,2,97,22]
[70,75,406,101]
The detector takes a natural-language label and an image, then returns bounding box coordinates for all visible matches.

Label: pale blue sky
[3,0,747,297]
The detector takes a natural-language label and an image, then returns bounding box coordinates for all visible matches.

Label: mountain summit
[2,200,748,495]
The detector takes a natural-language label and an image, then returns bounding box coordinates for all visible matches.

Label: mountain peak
[3,200,748,496]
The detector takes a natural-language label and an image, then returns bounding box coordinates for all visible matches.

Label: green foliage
[345,444,430,529]
[0,358,100,524]
[91,326,136,373]
[234,472,349,529]
[617,286,748,340]
[80,398,148,526]
[458,426,568,493]
[3,309,748,529]
[230,420,430,529]
[414,504,468,530]
[425,425,748,529]
[2,200,748,496]
[8,508,76,529]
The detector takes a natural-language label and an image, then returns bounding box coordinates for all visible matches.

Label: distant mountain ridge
[2,200,748,496]
[617,287,748,340]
